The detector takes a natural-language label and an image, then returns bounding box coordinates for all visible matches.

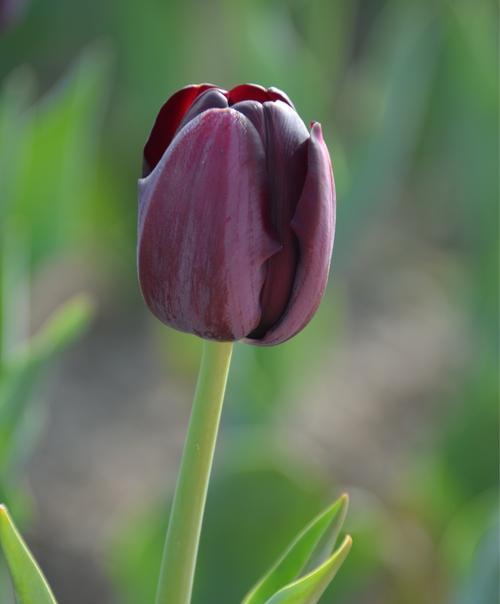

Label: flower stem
[155,340,233,604]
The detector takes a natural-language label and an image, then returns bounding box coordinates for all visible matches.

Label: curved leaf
[242,494,349,604]
[0,294,94,468]
[263,536,352,604]
[0,504,57,603]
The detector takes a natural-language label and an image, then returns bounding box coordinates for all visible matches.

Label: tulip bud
[138,84,335,345]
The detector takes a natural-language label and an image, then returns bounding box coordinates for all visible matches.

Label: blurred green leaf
[25,294,94,361]
[5,44,111,268]
[440,490,498,585]
[0,504,57,604]
[0,294,94,468]
[0,68,34,225]
[452,519,499,604]
[337,3,440,262]
[243,494,349,604]
[0,224,30,371]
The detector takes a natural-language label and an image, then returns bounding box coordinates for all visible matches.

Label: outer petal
[177,88,229,131]
[234,100,309,337]
[143,83,219,176]
[249,123,335,345]
[268,86,296,109]
[227,84,294,108]
[138,108,279,341]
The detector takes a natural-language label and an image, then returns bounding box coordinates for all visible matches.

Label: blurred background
[0,0,498,603]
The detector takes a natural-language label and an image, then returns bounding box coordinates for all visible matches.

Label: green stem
[155,340,233,604]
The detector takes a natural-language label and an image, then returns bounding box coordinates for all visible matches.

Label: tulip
[138,83,335,345]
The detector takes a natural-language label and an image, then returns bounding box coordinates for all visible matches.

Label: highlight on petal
[138,108,279,341]
[143,83,218,176]
[251,122,335,345]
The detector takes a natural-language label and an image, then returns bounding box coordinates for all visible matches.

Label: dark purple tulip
[138,84,335,345]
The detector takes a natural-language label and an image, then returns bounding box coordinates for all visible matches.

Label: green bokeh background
[0,0,498,603]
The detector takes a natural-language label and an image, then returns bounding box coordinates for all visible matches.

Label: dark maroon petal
[227,84,270,105]
[231,100,266,139]
[267,87,295,108]
[138,108,279,341]
[177,88,229,132]
[143,83,219,177]
[248,122,335,345]
[227,84,294,108]
[234,100,309,337]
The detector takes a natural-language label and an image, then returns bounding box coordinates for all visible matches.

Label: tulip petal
[227,84,294,108]
[249,101,310,337]
[138,108,279,341]
[232,100,310,337]
[250,123,335,345]
[268,86,296,109]
[177,88,229,132]
[143,83,218,176]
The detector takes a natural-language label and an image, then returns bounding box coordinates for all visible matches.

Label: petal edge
[143,83,219,176]
[249,122,335,346]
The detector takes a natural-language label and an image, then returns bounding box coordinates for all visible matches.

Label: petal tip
[310,121,324,140]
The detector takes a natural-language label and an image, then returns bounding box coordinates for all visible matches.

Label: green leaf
[0,294,94,467]
[242,494,350,604]
[27,293,95,362]
[109,448,333,604]
[263,536,352,604]
[0,504,57,603]
[4,44,111,268]
[453,518,499,604]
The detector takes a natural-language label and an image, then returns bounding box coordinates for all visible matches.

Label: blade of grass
[0,505,57,604]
